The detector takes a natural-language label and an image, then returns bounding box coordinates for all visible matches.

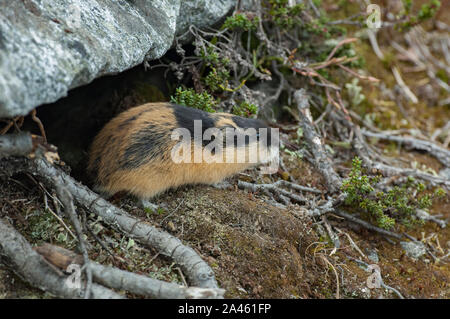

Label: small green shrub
[232,101,259,117]
[341,157,444,230]
[399,0,441,30]
[170,87,218,113]
[222,13,259,31]
[267,0,305,29]
[204,67,231,92]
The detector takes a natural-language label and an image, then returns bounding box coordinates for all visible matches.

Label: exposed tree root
[333,210,403,240]
[0,219,123,299]
[238,180,307,205]
[308,196,341,218]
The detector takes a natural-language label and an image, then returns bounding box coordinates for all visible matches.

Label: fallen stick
[294,89,342,192]
[91,263,225,299]
[361,129,450,168]
[333,210,403,240]
[36,243,225,299]
[0,218,123,299]
[331,112,450,189]
[54,183,93,299]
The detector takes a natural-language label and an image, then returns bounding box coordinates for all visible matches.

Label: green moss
[381,51,396,70]
[28,210,76,246]
[436,69,449,83]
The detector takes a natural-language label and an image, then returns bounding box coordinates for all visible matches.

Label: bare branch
[333,210,403,240]
[54,183,93,299]
[294,89,342,192]
[361,129,450,168]
[0,218,123,299]
[36,244,225,299]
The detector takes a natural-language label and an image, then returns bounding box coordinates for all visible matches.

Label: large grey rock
[0,0,235,118]
[176,0,235,37]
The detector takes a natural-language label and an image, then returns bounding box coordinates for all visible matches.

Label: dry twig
[294,89,342,192]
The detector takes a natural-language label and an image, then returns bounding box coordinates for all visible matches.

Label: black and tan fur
[88,102,277,199]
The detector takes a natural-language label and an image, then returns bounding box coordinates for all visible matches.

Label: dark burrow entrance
[22,62,173,184]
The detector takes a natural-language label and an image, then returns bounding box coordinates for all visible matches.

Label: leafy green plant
[170,87,219,113]
[398,0,441,30]
[417,0,441,20]
[199,45,222,66]
[232,101,259,117]
[204,67,231,92]
[222,13,259,31]
[267,0,305,29]
[341,157,444,230]
[403,0,413,14]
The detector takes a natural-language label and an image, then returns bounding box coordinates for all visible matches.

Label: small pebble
[400,241,426,259]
